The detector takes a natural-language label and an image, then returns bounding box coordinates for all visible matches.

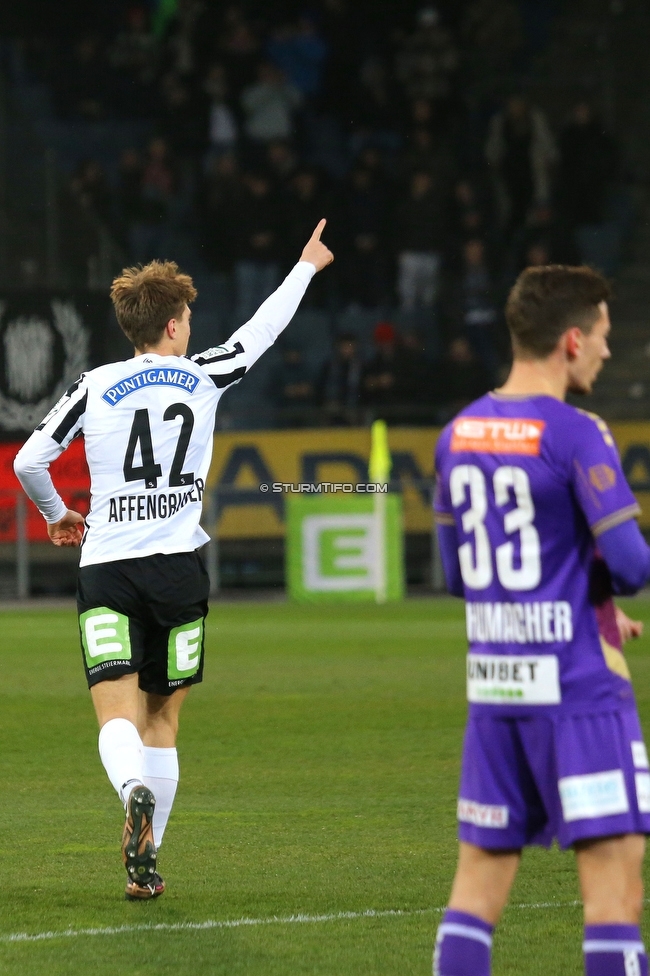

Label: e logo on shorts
[80,607,131,667]
[168,619,203,680]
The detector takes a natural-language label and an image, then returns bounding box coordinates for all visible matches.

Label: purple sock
[583,924,648,976]
[434,909,493,976]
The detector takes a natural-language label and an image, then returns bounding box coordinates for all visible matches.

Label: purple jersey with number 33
[434,392,640,716]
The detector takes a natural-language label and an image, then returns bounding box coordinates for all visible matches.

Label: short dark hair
[110,260,197,349]
[505,265,611,358]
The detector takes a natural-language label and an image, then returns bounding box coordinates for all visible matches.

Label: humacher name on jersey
[434,392,640,714]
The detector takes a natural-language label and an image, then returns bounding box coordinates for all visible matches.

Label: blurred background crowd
[0,0,646,429]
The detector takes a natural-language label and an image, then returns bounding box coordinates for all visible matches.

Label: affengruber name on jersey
[107,479,205,522]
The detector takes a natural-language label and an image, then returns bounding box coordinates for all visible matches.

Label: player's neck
[135,339,185,358]
[496,355,568,401]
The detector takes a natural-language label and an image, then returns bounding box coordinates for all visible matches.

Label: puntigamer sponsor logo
[102,368,199,405]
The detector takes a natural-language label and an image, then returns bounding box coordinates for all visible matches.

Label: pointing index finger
[312,218,327,241]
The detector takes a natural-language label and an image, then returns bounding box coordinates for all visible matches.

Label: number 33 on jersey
[450,463,541,591]
[434,400,641,710]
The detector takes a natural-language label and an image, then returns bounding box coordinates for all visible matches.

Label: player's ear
[165,317,177,339]
[565,327,583,359]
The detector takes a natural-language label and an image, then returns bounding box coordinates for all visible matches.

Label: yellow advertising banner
[208,422,650,538]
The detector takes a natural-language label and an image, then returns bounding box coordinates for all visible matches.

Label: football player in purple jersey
[433,265,650,976]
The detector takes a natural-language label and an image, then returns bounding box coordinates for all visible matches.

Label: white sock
[98,718,144,807]
[143,746,179,847]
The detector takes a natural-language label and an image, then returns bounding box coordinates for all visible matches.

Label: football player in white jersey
[14,220,333,900]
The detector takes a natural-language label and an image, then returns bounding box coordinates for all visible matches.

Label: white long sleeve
[14,373,89,524]
[14,431,68,523]
[190,261,316,386]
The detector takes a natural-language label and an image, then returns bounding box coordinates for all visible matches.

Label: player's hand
[300,219,334,272]
[615,605,643,644]
[47,510,85,548]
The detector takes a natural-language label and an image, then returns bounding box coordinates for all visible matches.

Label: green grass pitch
[2,596,650,975]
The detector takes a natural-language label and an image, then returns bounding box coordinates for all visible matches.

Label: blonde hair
[110,260,197,349]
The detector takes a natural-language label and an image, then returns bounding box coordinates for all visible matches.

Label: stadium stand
[0,0,648,427]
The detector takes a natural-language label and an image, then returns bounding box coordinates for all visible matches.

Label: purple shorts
[458,707,650,850]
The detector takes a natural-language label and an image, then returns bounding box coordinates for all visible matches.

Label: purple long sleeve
[436,522,464,597]
[597,518,650,595]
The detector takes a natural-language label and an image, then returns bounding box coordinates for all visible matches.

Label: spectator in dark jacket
[449,238,501,383]
[398,125,455,193]
[217,5,261,96]
[361,321,412,408]
[284,169,328,257]
[269,346,316,426]
[266,140,299,193]
[448,180,490,265]
[203,63,239,161]
[395,170,447,310]
[109,5,158,115]
[557,102,618,227]
[398,328,431,404]
[117,148,145,248]
[234,171,281,322]
[128,137,178,262]
[394,7,458,104]
[485,95,557,237]
[349,55,402,139]
[283,168,331,305]
[318,334,363,423]
[340,166,390,307]
[158,73,207,162]
[55,33,113,120]
[70,159,114,229]
[510,205,580,278]
[432,336,492,413]
[198,152,243,274]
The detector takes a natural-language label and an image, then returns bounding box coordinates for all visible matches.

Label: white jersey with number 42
[14,262,315,567]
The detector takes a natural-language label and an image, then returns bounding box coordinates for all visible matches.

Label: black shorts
[77,550,210,696]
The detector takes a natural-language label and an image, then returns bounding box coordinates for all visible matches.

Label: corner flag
[369,420,392,602]
[369,419,392,486]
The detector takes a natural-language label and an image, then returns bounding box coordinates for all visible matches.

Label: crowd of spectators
[270,322,492,427]
[33,0,624,424]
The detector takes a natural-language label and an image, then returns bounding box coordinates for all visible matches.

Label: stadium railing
[5,479,447,598]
